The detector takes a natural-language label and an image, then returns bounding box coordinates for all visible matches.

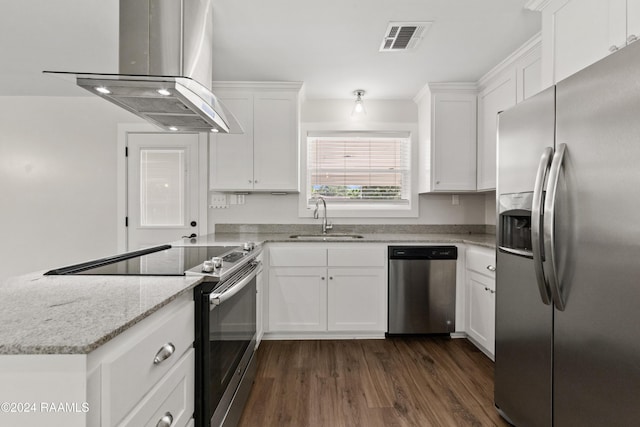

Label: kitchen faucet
[313,196,333,234]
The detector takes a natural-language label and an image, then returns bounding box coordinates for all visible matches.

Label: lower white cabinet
[268,267,327,331]
[266,244,387,337]
[327,268,386,332]
[466,272,496,357]
[465,246,496,359]
[0,293,195,427]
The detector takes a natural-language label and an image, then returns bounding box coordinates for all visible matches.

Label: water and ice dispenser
[498,192,534,256]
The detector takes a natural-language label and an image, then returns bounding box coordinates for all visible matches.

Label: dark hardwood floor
[238,337,509,427]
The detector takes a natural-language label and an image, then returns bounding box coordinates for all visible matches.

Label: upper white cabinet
[477,73,516,191]
[209,82,302,192]
[535,0,640,87]
[475,35,541,191]
[417,83,478,193]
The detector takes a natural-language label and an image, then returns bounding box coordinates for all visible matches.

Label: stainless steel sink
[289,234,364,240]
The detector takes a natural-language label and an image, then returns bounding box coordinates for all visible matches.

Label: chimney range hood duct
[44,0,241,134]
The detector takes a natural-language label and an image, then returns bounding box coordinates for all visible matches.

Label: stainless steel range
[188,243,262,427]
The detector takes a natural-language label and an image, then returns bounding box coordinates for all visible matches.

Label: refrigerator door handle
[543,143,567,311]
[532,146,554,305]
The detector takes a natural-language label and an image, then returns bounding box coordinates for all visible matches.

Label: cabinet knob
[254,180,258,184]
[489,289,496,294]
[484,287,489,291]
[609,45,619,53]
[248,180,253,183]
[321,277,325,280]
[153,343,175,365]
[628,34,638,44]
[486,265,496,272]
[156,412,174,427]
[329,276,333,280]
[436,180,441,184]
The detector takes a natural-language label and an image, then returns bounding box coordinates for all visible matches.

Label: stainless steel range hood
[44,0,240,133]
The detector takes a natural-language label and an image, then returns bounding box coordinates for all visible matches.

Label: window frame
[298,123,419,218]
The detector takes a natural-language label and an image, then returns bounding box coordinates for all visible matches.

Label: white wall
[485,191,497,225]
[209,98,487,228]
[0,96,139,281]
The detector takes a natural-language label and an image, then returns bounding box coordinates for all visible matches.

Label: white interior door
[127,132,201,250]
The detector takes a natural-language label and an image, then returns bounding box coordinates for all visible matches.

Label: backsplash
[215,224,495,235]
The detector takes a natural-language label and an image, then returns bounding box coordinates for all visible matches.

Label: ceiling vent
[379,22,432,52]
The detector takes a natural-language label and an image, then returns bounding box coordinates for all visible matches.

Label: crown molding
[524,0,552,11]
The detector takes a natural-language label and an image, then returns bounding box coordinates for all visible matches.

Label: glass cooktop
[44,245,236,276]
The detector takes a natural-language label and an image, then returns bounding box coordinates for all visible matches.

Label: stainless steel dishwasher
[388,246,457,334]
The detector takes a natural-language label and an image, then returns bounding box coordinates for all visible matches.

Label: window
[306,131,411,209]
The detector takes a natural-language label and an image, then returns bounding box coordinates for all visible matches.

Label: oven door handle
[210,261,261,308]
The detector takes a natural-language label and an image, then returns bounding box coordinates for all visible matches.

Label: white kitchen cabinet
[268,267,327,331]
[535,0,640,88]
[0,293,194,427]
[466,272,496,357]
[209,82,302,192]
[417,83,477,193]
[477,72,517,191]
[475,35,541,191]
[465,246,496,359]
[265,244,386,337]
[208,91,254,191]
[327,267,386,332]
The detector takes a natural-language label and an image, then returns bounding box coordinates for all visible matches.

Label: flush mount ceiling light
[351,90,366,116]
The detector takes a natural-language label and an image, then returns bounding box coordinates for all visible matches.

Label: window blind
[307,135,411,203]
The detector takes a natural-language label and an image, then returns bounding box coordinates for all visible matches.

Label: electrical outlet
[210,193,228,208]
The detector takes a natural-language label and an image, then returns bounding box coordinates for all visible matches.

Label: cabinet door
[627,0,640,44]
[209,92,254,191]
[516,47,542,103]
[477,72,516,191]
[466,271,496,357]
[431,92,477,191]
[327,268,386,332]
[547,0,614,83]
[267,267,327,332]
[253,92,299,191]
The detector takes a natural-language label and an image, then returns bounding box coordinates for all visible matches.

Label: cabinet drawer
[328,247,385,267]
[119,348,195,427]
[270,246,326,266]
[466,247,496,278]
[103,300,194,425]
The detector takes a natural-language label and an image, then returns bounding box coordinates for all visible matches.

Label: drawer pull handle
[156,412,174,427]
[486,265,496,272]
[153,343,175,365]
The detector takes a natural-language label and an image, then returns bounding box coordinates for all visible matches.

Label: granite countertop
[1,229,494,355]
[175,232,496,249]
[0,272,203,355]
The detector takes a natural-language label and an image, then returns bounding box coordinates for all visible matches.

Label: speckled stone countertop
[176,232,496,249]
[0,229,494,355]
[0,272,203,355]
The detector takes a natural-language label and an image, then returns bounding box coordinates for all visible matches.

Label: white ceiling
[0,0,540,100]
[210,0,541,99]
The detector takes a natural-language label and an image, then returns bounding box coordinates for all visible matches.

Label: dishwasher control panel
[389,246,457,260]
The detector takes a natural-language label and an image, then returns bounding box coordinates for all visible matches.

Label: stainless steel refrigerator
[495,40,640,426]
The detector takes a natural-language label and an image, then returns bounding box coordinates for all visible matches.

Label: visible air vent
[380,22,432,52]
